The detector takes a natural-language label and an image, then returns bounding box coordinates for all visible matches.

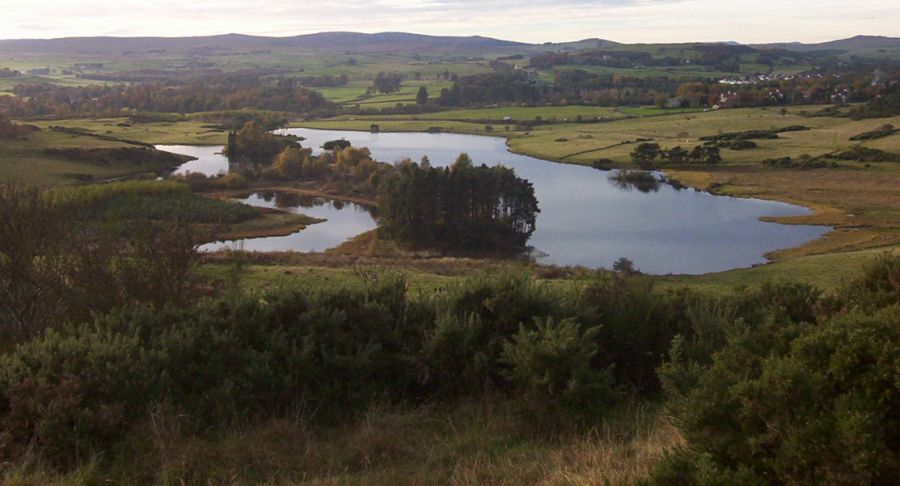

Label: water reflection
[157,145,230,176]
[199,192,377,253]
[608,170,663,193]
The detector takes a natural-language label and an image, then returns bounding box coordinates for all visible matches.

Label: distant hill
[756,35,900,52]
[1,32,896,60]
[533,38,623,52]
[0,32,530,57]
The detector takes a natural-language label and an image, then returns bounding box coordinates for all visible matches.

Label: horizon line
[0,30,895,46]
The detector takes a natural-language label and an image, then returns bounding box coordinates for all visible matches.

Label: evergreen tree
[416,86,429,105]
[378,156,539,252]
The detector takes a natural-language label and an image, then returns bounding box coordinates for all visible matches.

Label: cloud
[0,0,897,42]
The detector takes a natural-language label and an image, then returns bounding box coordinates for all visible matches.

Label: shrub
[0,274,425,467]
[50,180,255,224]
[177,172,250,191]
[832,252,900,313]
[849,124,897,141]
[657,305,900,484]
[0,323,162,466]
[423,272,577,391]
[582,275,677,392]
[500,317,618,421]
[762,155,836,169]
[43,147,191,167]
[828,144,900,162]
[421,311,488,392]
[754,280,821,324]
[270,147,309,180]
[0,116,39,138]
[2,185,204,341]
[656,256,900,484]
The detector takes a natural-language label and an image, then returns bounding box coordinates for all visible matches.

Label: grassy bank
[198,244,898,298]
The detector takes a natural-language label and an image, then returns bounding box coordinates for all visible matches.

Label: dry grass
[1,399,680,485]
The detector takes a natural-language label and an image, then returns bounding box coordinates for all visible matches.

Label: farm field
[30,118,230,145]
[0,127,185,185]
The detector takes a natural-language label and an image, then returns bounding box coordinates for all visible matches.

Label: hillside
[0,31,529,57]
[757,35,900,54]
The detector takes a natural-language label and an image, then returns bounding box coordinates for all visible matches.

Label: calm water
[199,192,377,253]
[160,129,829,274]
[158,145,230,176]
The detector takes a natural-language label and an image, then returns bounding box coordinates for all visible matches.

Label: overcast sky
[2,0,898,43]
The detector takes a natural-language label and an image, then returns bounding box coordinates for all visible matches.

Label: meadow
[0,127,185,185]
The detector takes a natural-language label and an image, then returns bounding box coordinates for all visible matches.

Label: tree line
[0,74,332,118]
[631,142,722,167]
[433,68,895,110]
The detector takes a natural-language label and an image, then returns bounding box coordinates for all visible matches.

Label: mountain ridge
[0,32,897,57]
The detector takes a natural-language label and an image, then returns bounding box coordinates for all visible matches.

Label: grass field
[0,128,182,185]
[30,118,230,145]
[504,108,900,165]
[198,244,897,300]
[299,118,502,136]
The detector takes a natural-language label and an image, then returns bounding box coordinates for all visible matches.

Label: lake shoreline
[164,128,830,274]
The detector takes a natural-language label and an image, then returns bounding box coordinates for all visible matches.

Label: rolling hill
[756,35,900,53]
[0,32,530,57]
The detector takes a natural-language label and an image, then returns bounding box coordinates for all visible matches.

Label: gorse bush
[834,252,900,313]
[423,272,576,392]
[500,317,618,422]
[582,275,679,392]
[653,254,900,485]
[0,269,642,468]
[0,277,423,467]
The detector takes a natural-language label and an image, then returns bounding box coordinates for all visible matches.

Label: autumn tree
[373,72,403,94]
[271,147,311,179]
[225,121,295,162]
